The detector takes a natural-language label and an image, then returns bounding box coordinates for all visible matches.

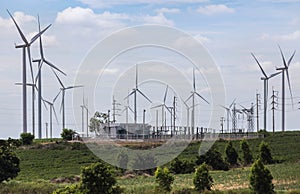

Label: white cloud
[141,13,174,26]
[55,7,129,29]
[197,4,235,15]
[78,0,209,8]
[261,30,300,41]
[0,11,36,29]
[155,8,181,14]
[194,34,210,43]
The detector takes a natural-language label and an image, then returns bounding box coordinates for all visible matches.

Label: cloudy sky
[0,0,300,138]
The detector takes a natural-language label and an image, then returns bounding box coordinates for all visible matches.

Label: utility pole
[271,88,278,133]
[220,117,225,133]
[112,96,121,123]
[232,104,237,133]
[256,93,261,132]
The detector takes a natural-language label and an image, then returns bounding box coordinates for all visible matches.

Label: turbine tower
[33,15,66,139]
[252,53,280,131]
[7,10,51,133]
[42,92,59,139]
[276,46,295,132]
[125,65,152,123]
[185,68,209,138]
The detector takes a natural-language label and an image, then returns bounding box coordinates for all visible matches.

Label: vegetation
[225,141,238,166]
[0,131,299,193]
[240,139,253,165]
[117,150,129,170]
[259,141,273,164]
[80,162,117,194]
[0,144,20,183]
[155,167,174,192]
[61,129,76,141]
[169,158,195,174]
[193,163,213,192]
[20,133,34,145]
[196,148,229,170]
[249,159,274,194]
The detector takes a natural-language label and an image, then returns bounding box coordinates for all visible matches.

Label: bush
[20,133,34,145]
[240,139,253,165]
[61,129,76,141]
[132,153,156,175]
[259,141,273,164]
[249,159,274,194]
[196,148,229,171]
[0,145,20,183]
[155,167,174,192]
[193,163,213,192]
[225,141,238,165]
[53,184,84,194]
[80,162,117,194]
[170,158,195,174]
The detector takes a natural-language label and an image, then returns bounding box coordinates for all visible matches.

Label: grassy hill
[1,131,299,193]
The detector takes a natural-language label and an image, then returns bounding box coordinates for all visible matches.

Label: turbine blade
[30,24,51,45]
[27,47,34,84]
[137,89,152,103]
[53,90,61,103]
[34,60,43,84]
[287,50,296,67]
[286,69,293,105]
[136,64,138,89]
[65,85,83,90]
[219,105,229,111]
[53,106,59,124]
[185,93,193,103]
[44,59,66,76]
[37,15,44,59]
[151,104,163,109]
[164,105,172,113]
[278,45,288,68]
[51,68,64,88]
[128,106,134,113]
[268,71,281,79]
[41,98,48,110]
[195,92,209,104]
[240,104,247,110]
[229,98,237,108]
[251,53,268,78]
[193,68,196,91]
[124,89,135,100]
[163,85,168,103]
[7,10,28,45]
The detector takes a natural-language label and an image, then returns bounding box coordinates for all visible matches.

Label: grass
[0,131,299,193]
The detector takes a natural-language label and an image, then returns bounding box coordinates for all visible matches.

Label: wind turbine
[220,98,236,133]
[151,85,171,132]
[276,46,296,132]
[52,69,83,130]
[80,89,90,137]
[122,90,134,138]
[33,15,66,139]
[185,68,209,138]
[182,100,201,136]
[125,64,152,123]
[7,10,51,133]
[42,92,59,139]
[252,53,281,131]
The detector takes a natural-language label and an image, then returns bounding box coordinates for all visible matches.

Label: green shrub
[193,163,213,192]
[240,139,253,165]
[0,145,20,183]
[225,141,238,165]
[259,141,273,164]
[20,133,34,145]
[80,162,117,194]
[170,158,195,174]
[61,129,76,141]
[53,184,84,194]
[155,167,174,192]
[249,159,274,194]
[132,153,156,175]
[196,148,229,171]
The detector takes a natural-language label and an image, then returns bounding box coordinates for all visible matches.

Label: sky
[0,0,300,139]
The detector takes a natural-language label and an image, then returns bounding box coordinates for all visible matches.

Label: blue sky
[0,0,300,138]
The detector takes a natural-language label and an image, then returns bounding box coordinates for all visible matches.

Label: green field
[0,131,299,193]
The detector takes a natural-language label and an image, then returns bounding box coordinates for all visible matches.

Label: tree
[61,128,76,141]
[225,141,238,166]
[259,141,273,164]
[249,159,274,194]
[169,158,195,174]
[240,139,253,165]
[89,111,109,136]
[0,145,20,183]
[20,133,34,145]
[193,163,213,192]
[196,148,229,171]
[80,162,117,194]
[155,167,174,192]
